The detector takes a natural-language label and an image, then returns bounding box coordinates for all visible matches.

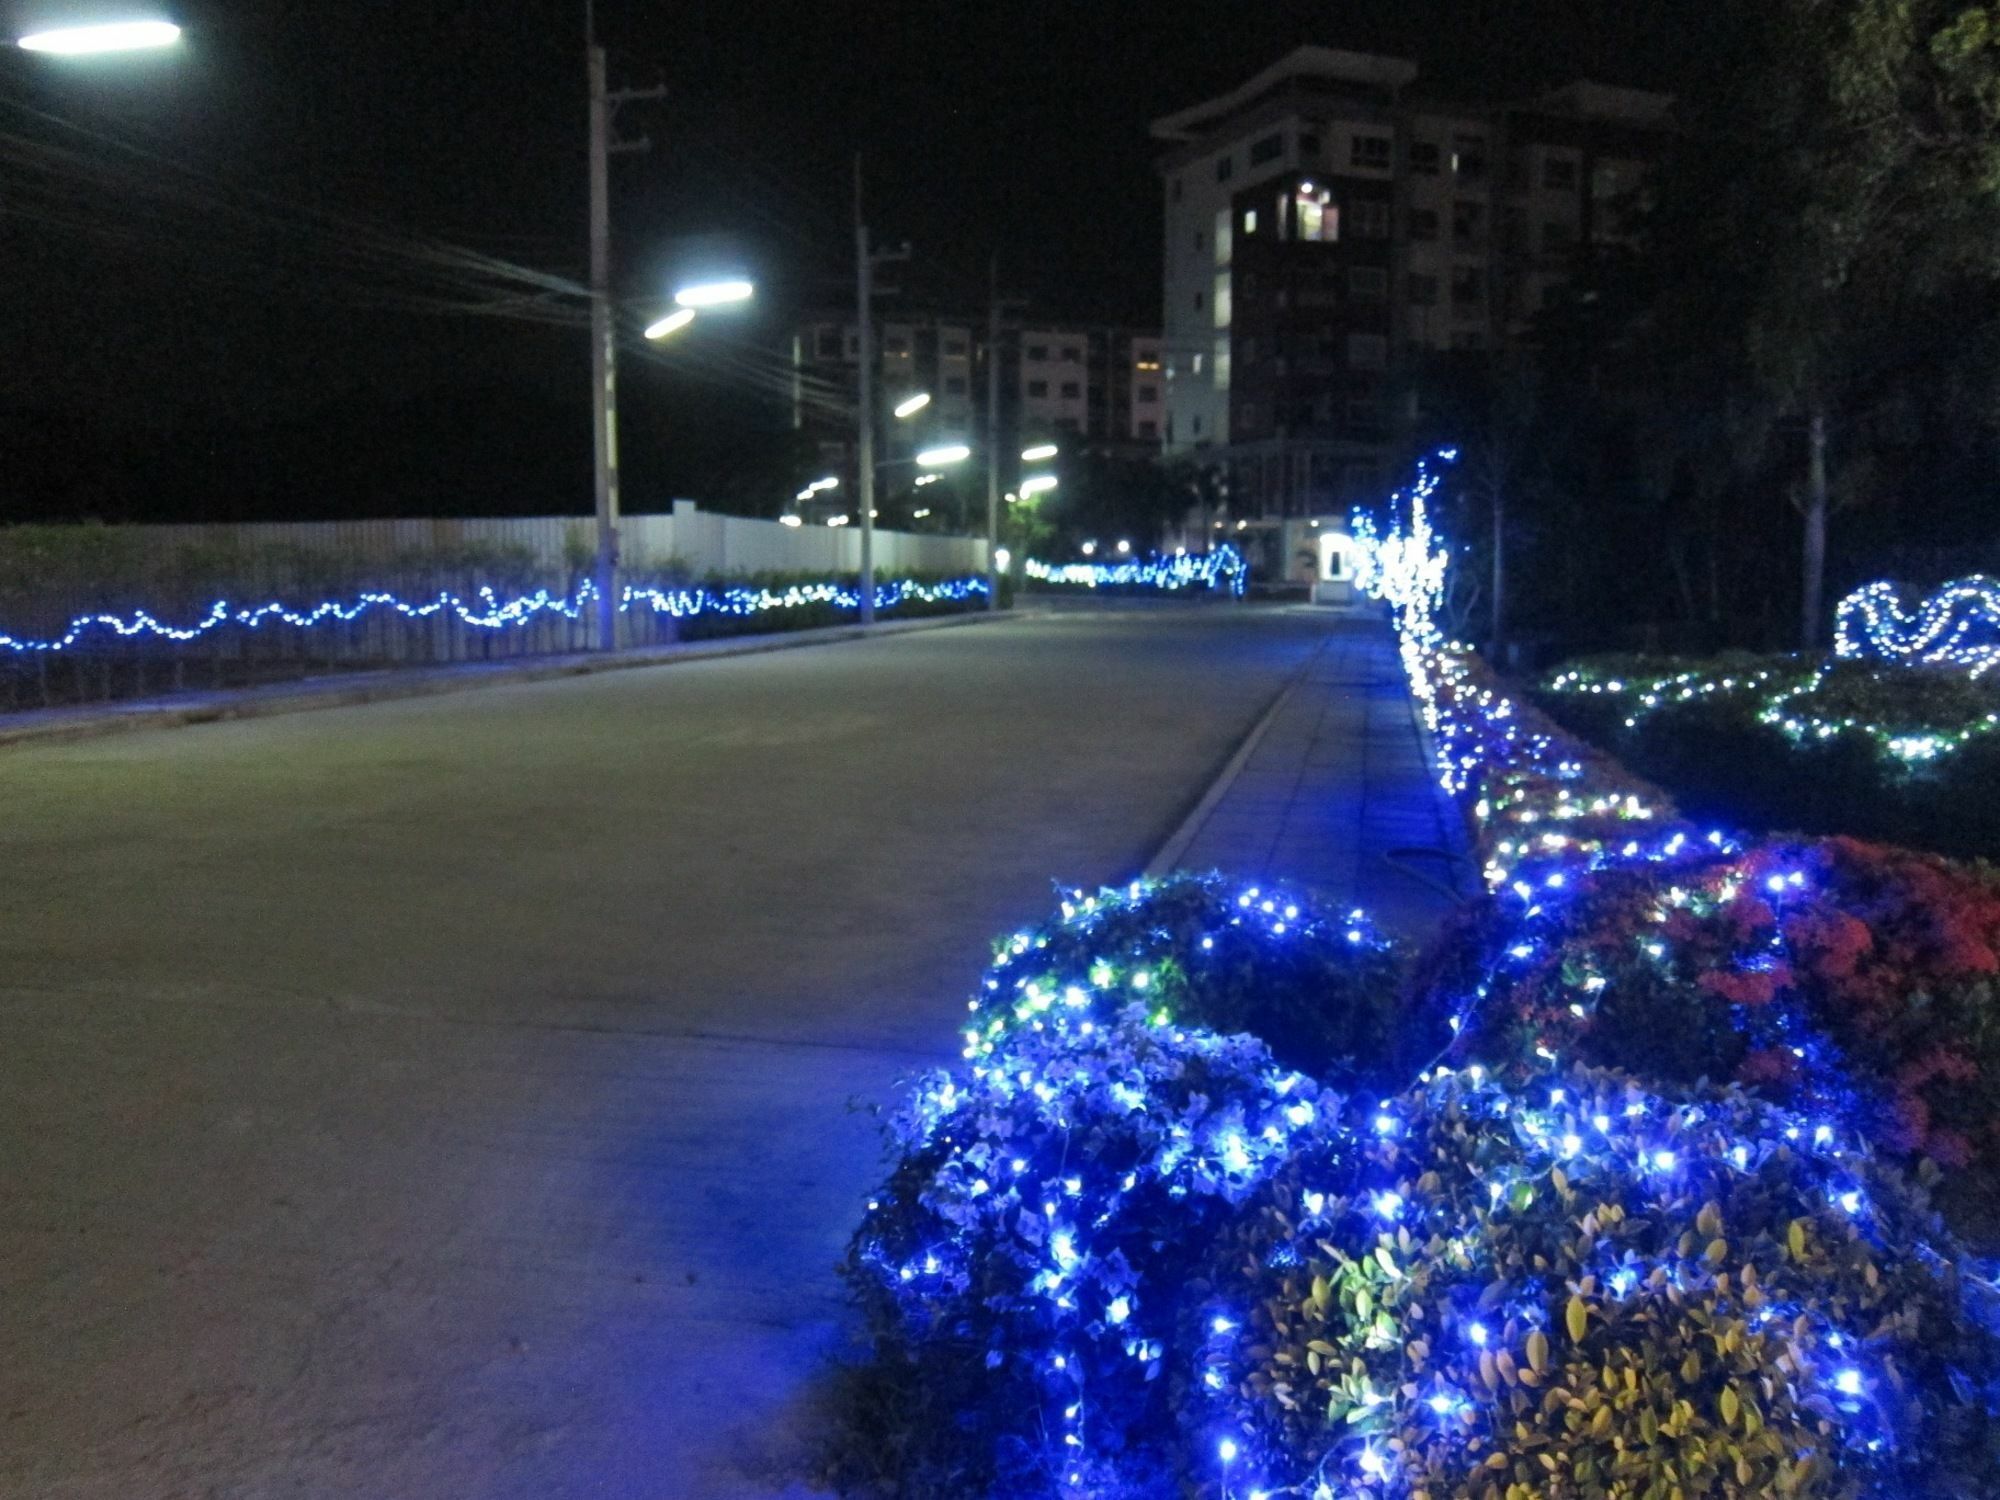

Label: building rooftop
[1150,46,1420,142]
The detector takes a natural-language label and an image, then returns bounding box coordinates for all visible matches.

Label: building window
[1191,352,1204,374]
[1407,272,1440,306]
[1213,273,1231,328]
[1060,381,1081,399]
[1027,379,1049,398]
[1171,177,1183,203]
[1192,413,1203,437]
[1299,131,1322,156]
[943,337,969,357]
[1293,183,1338,242]
[1026,343,1048,361]
[1454,330,1487,351]
[1347,333,1387,370]
[1063,345,1081,362]
[1352,200,1391,238]
[1249,131,1283,165]
[1451,265,1485,306]
[1409,139,1441,174]
[1236,402,1258,432]
[1452,200,1485,247]
[1349,266,1388,300]
[1242,207,1258,235]
[1214,207,1232,266]
[1193,290,1204,312]
[1542,218,1578,252]
[1137,384,1158,402]
[1213,343,1231,391]
[1216,153,1234,181]
[944,376,968,396]
[1192,229,1203,255]
[1138,419,1158,438]
[816,329,841,358]
[1343,462,1381,497]
[1543,155,1579,191]
[1408,207,1440,241]
[1346,397,1380,429]
[1452,135,1488,181]
[885,336,910,355]
[1350,134,1392,170]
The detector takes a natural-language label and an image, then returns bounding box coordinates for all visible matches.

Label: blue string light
[0,574,990,655]
[1025,545,1249,596]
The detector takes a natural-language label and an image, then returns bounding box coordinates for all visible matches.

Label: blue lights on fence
[1025,545,1248,595]
[0,574,990,656]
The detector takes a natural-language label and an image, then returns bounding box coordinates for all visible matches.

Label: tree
[1651,1,2000,647]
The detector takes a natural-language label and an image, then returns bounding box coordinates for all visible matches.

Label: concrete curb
[1140,628,1328,879]
[0,608,1025,752]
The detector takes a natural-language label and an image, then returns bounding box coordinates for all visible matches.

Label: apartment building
[790,312,1164,478]
[1154,46,1670,518]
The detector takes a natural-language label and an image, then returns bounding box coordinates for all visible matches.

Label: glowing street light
[1021,442,1059,462]
[1020,474,1059,496]
[17,19,181,53]
[916,443,971,468]
[643,307,696,340]
[672,278,754,308]
[893,392,931,419]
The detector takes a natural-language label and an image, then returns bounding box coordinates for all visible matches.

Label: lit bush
[1186,1066,2000,1500]
[963,873,1416,1088]
[1419,836,2000,1178]
[837,1007,1337,1497]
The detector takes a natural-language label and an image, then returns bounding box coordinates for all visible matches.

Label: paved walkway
[1164,609,1474,939]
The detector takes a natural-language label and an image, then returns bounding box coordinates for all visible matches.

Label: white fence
[0,504,989,711]
[125,501,987,583]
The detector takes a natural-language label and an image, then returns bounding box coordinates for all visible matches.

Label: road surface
[0,604,1338,1499]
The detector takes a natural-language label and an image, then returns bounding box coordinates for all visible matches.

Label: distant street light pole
[585,7,663,651]
[852,157,908,626]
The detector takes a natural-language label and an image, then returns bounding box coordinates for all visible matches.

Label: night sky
[0,0,1692,514]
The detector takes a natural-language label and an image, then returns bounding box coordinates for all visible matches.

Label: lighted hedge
[1192,1066,2000,1499]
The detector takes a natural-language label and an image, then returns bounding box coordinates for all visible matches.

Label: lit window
[1294,184,1337,242]
[1213,343,1231,391]
[1243,207,1258,235]
[1213,273,1232,328]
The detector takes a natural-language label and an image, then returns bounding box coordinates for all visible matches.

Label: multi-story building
[1153,46,1670,520]
[790,312,1164,481]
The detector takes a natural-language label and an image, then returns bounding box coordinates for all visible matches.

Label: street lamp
[643,307,696,340]
[893,392,931,419]
[673,278,754,308]
[1021,442,1059,463]
[1020,474,1058,497]
[16,19,181,53]
[916,443,971,468]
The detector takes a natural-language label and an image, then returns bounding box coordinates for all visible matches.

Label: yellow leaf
[1566,1294,1589,1343]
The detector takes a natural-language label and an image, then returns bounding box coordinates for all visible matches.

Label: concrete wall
[127,504,987,583]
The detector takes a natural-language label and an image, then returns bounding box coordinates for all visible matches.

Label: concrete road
[0,604,1335,1500]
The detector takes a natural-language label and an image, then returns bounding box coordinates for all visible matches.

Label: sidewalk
[1152,609,1474,940]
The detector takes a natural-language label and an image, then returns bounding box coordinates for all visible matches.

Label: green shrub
[1188,1065,2000,1499]
[967,874,1417,1089]
[836,1008,1329,1498]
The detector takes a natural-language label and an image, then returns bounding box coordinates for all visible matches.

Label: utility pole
[985,255,1027,611]
[852,157,907,627]
[586,6,663,650]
